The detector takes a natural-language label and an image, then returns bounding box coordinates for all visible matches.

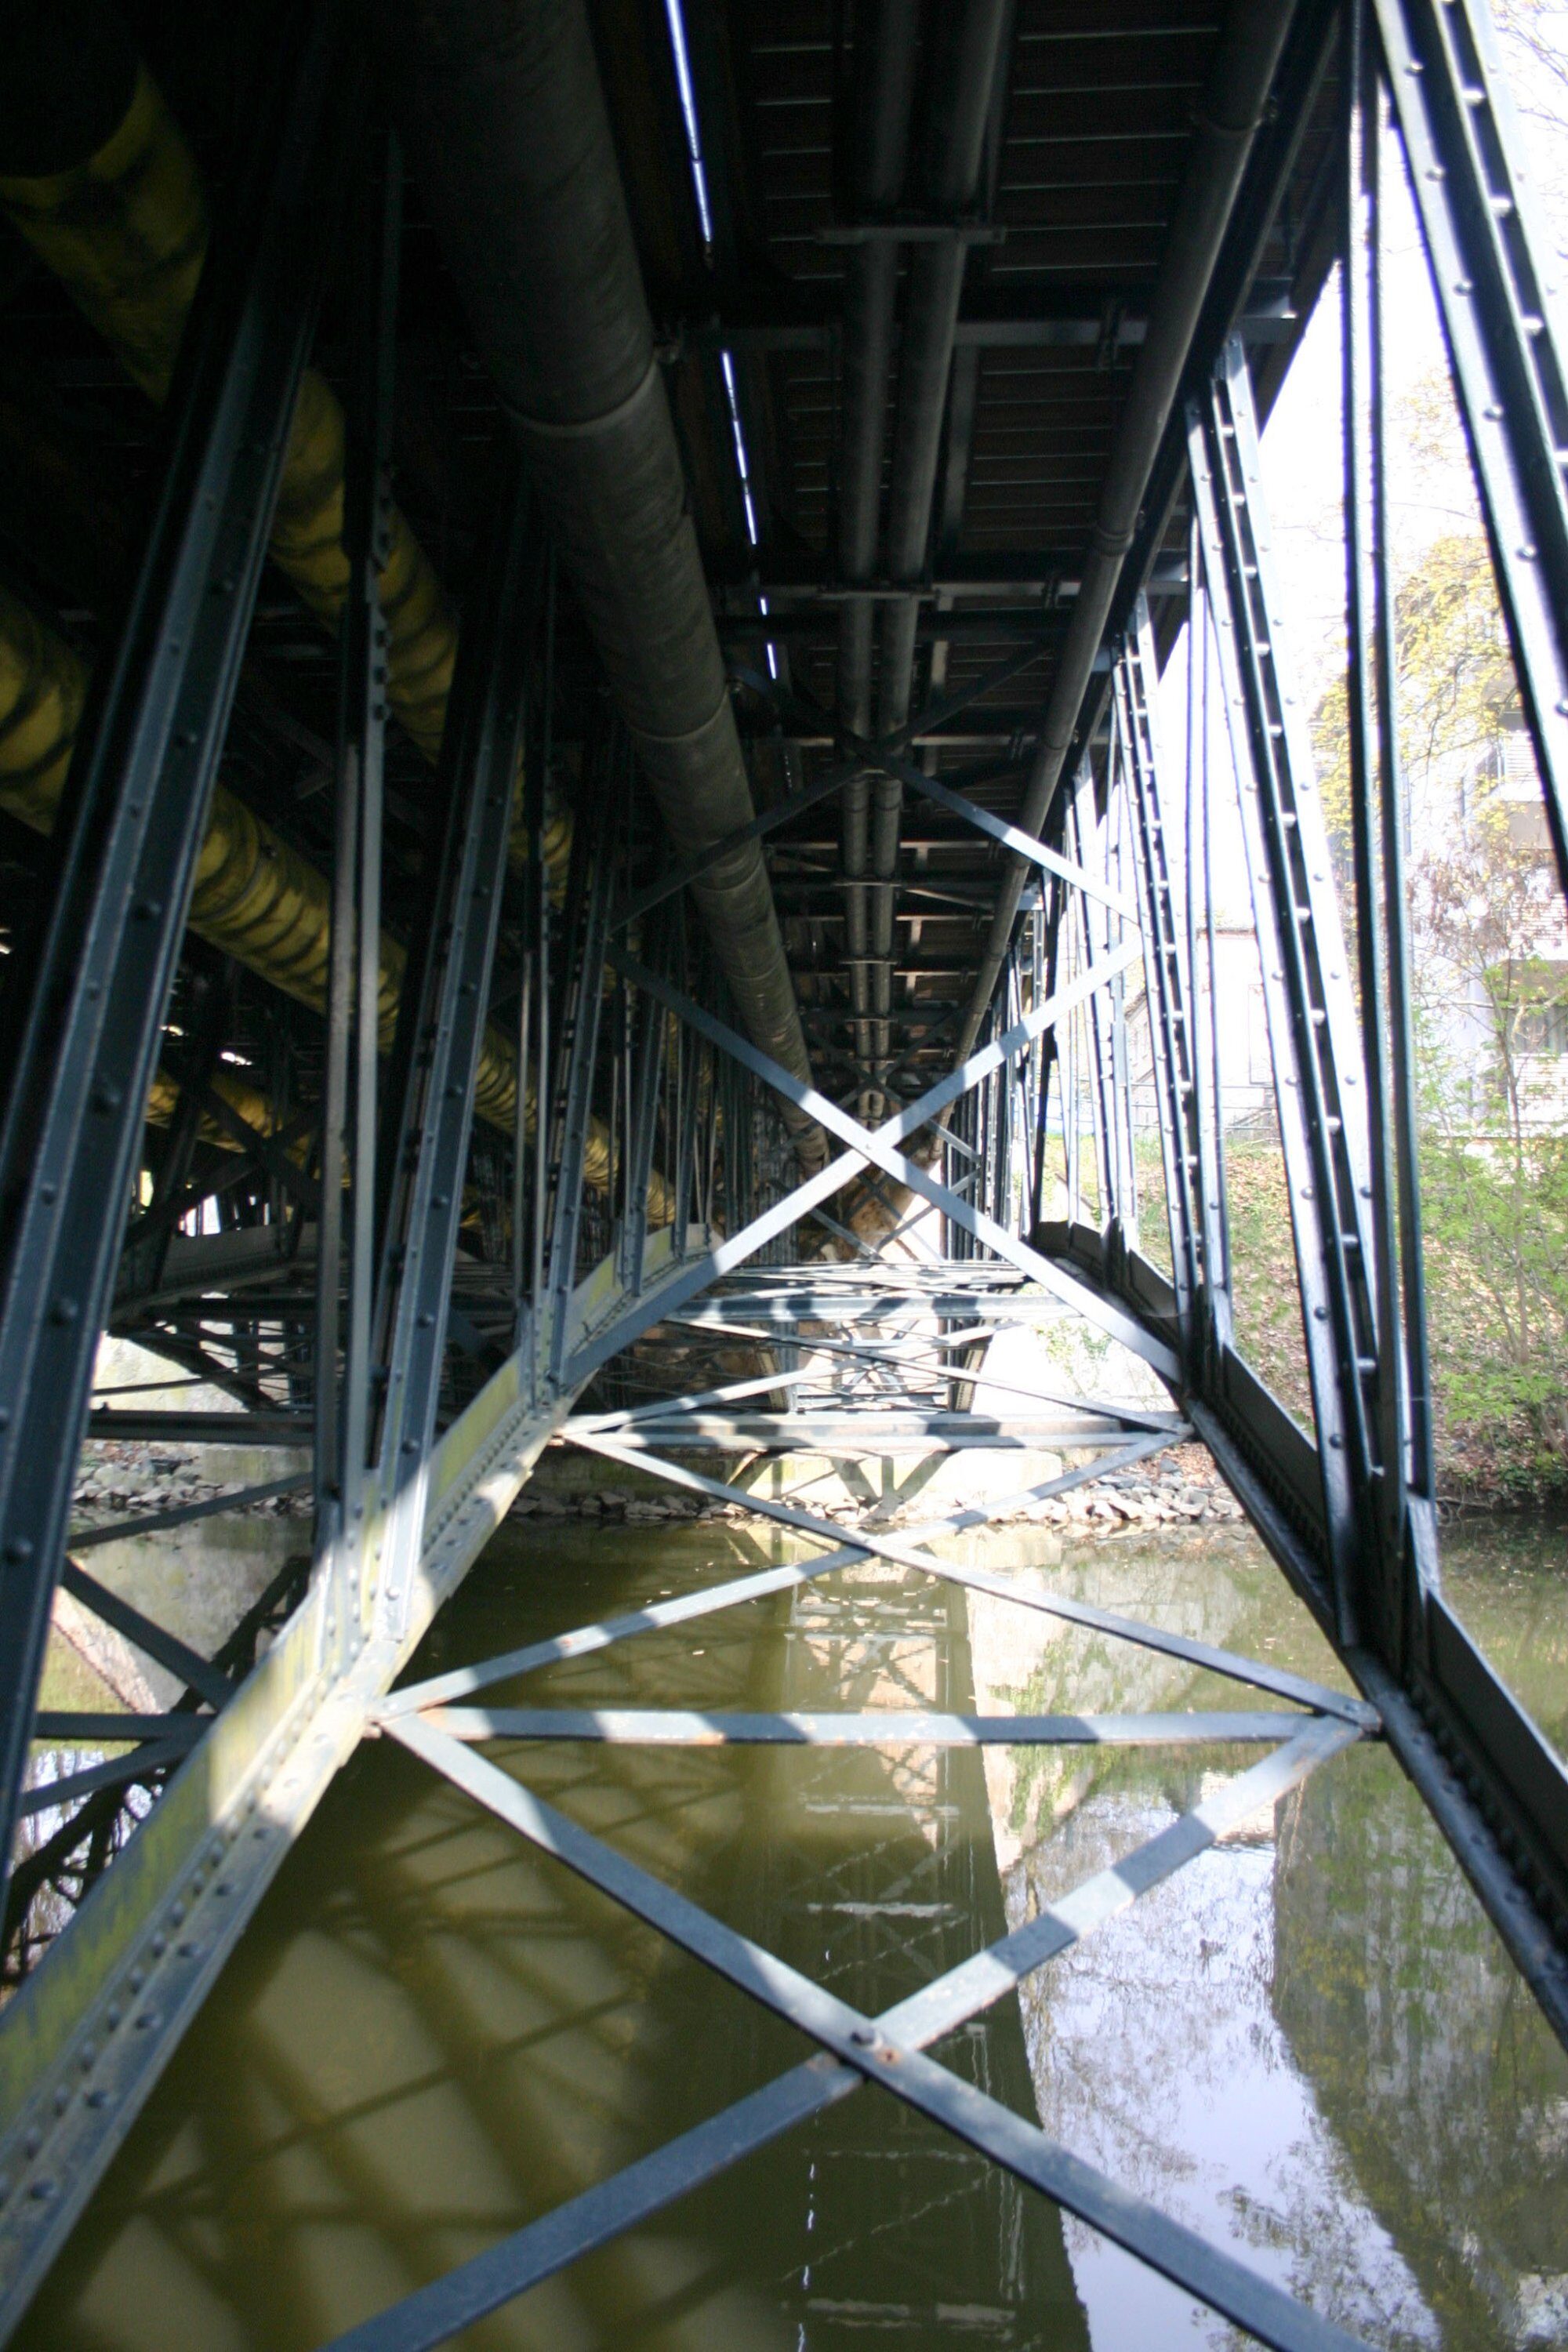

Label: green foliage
[1310,671,1354,906]
[1299,459,1568,1493]
[1309,531,1518,884]
[1395,529,1519,779]
[1218,1130,1568,1494]
[1417,1120,1568,1492]
[1394,539,1568,1487]
[1221,1145,1314,1432]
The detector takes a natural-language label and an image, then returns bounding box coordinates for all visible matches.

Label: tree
[1312,508,1568,1486]
[1413,780,1568,1478]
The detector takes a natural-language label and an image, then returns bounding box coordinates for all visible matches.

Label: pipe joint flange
[506,356,662,443]
[1090,521,1137,564]
[1189,103,1265,144]
[628,696,732,756]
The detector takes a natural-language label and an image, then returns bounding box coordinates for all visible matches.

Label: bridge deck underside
[0,0,1564,2340]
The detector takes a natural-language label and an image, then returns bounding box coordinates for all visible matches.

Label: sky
[1261,0,1568,695]
[1150,0,1568,933]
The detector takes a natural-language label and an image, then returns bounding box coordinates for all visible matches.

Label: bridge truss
[0,0,1563,2342]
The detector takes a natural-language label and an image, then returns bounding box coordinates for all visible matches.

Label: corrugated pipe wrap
[0,13,658,1206]
[0,19,569,894]
[952,0,1298,1065]
[143,1064,292,1146]
[0,580,651,1211]
[268,370,458,768]
[0,580,83,834]
[0,60,205,404]
[368,0,828,1173]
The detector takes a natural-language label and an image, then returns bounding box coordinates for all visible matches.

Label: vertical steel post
[670,913,698,1252]
[0,5,350,1884]
[1190,343,1381,1639]
[130,968,234,1298]
[1185,559,1232,1359]
[620,968,666,1298]
[1343,2,1439,1661]
[1376,0,1568,898]
[525,557,557,1403]
[369,457,535,1638]
[546,804,616,1384]
[1066,774,1116,1232]
[1117,601,1202,1345]
[1100,734,1140,1253]
[1029,887,1062,1233]
[315,126,400,1645]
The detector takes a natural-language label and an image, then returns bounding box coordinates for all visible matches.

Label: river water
[16,1511,1568,2351]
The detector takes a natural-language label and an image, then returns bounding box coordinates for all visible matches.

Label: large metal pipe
[0,9,660,1200]
[837,2,920,1099]
[0,579,662,1208]
[869,0,1010,1105]
[0,13,456,767]
[953,0,1298,1065]
[0,5,572,892]
[367,0,828,1174]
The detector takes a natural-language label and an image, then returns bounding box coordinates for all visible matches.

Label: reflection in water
[964,1522,1568,2350]
[1441,1516,1568,1762]
[1276,1762,1568,2347]
[18,1526,1085,2350]
[13,1514,1568,2349]
[731,1565,1085,2348]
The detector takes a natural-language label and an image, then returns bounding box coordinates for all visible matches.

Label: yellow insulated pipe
[0,579,655,1213]
[0,41,660,1217]
[143,1064,293,1147]
[0,64,452,763]
[0,56,570,886]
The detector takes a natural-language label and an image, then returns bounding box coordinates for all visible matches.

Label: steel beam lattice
[2,0,1568,2341]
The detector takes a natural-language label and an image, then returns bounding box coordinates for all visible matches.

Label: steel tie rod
[565,1428,1379,1728]
[337,1711,1368,2352]
[378,1442,1178,1719]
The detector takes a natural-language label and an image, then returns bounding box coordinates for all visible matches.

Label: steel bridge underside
[0,0,1565,2343]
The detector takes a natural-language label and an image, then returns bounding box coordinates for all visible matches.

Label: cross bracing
[0,0,1563,2339]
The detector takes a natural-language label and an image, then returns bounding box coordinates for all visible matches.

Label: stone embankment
[70,1440,311,1524]
[510,1443,1243,1537]
[67,1439,1245,1541]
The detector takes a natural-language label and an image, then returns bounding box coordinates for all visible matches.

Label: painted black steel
[1376,0,1568,894]
[381,1442,1189,1721]
[368,458,536,1635]
[378,1713,1367,2352]
[604,942,1171,1370]
[368,0,827,1175]
[1116,605,1203,1338]
[56,1562,231,1711]
[1341,0,1439,1671]
[1183,552,1235,1371]
[8,0,1568,2325]
[954,0,1306,1067]
[569,1427,1377,1725]
[314,123,401,1567]
[67,1473,310,1549]
[322,1717,1352,2352]
[32,1715,207,1748]
[1189,346,1379,1641]
[422,1705,1314,1747]
[16,1743,189,1820]
[0,4,350,1888]
[545,818,616,1383]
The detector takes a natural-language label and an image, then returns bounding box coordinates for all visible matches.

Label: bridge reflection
[971,1524,1568,2350]
[15,1525,1087,2352]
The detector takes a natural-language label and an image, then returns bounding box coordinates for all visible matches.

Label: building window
[1515,1000,1568,1055]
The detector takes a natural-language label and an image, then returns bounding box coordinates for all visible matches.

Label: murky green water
[16,1512,1568,2350]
